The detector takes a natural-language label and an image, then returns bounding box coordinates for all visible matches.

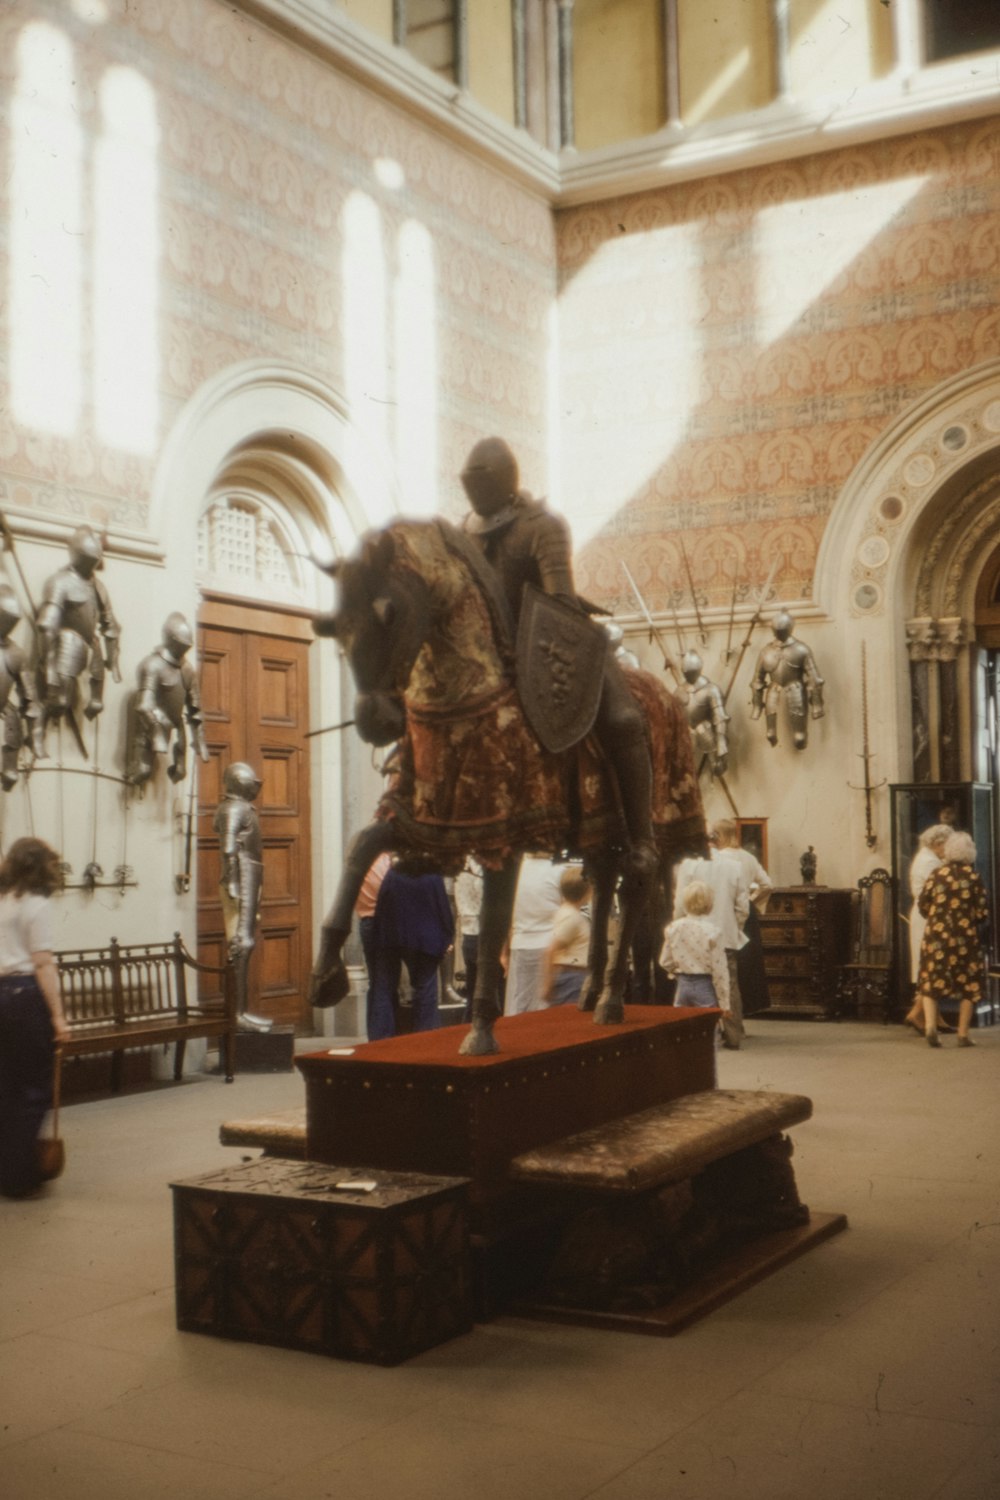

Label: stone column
[454,0,469,91]
[891,0,923,77]
[662,0,681,128]
[556,0,575,149]
[905,618,938,783]
[936,617,966,784]
[513,0,528,128]
[392,0,406,47]
[771,0,792,101]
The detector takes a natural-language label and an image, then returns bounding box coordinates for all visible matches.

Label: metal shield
[515,585,607,754]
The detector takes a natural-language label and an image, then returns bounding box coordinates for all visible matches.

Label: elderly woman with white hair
[914,830,990,1047]
[903,823,953,1034]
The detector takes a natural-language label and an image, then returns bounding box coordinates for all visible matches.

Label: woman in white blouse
[0,838,68,1197]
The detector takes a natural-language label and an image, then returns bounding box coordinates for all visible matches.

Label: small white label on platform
[327,1047,356,1055]
[334,1178,378,1193]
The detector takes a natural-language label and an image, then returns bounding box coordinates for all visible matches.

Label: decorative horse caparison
[309,517,706,1055]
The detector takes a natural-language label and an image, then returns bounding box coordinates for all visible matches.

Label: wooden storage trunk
[171,1159,472,1365]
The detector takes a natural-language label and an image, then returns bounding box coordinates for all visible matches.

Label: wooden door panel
[257,654,300,724]
[196,617,312,1031]
[261,836,298,906]
[260,746,299,815]
[259,925,299,998]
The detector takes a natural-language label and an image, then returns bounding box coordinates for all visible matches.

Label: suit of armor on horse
[310,441,705,1055]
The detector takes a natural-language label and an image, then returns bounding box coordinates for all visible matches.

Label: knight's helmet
[223,762,263,801]
[68,526,103,578]
[0,580,23,640]
[682,650,703,685]
[161,612,194,661]
[460,437,519,519]
[772,611,794,641]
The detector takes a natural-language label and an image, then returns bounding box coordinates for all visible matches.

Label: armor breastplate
[768,641,809,687]
[52,574,101,643]
[153,657,187,725]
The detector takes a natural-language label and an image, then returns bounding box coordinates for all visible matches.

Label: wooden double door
[196,601,313,1031]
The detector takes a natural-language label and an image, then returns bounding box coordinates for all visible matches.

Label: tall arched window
[10,24,83,435]
[94,67,160,453]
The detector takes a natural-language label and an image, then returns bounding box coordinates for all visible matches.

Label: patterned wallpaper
[560,121,1000,617]
[0,0,555,537]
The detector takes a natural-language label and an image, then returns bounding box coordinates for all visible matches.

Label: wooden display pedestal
[515,1211,848,1336]
[297,1007,718,1213]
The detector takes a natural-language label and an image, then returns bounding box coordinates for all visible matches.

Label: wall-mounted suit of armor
[750,611,825,750]
[130,613,209,787]
[682,651,729,776]
[0,581,45,789]
[213,761,269,1029]
[36,526,120,751]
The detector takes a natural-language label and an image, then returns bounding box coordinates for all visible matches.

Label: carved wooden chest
[171,1159,472,1365]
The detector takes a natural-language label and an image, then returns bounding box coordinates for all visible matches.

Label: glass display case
[890,782,996,1008]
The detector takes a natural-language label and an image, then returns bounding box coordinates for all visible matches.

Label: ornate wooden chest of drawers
[171,1159,472,1365]
[758,886,853,1017]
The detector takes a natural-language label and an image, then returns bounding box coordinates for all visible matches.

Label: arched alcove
[815,357,1000,785]
[148,361,402,1029]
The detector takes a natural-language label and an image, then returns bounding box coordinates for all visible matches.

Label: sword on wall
[849,640,885,849]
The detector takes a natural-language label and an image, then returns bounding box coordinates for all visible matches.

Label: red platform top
[297,1004,714,1075]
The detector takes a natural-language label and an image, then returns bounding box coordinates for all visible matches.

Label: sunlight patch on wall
[94,67,160,454]
[754,177,925,347]
[342,191,393,518]
[10,23,83,437]
[683,48,751,129]
[556,221,702,549]
[394,221,438,517]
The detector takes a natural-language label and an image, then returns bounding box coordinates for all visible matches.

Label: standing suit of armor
[214,762,265,1025]
[36,527,120,749]
[131,613,209,786]
[750,612,825,750]
[461,438,656,874]
[0,583,44,789]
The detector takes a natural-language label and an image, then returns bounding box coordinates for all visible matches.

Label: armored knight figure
[460,436,656,875]
[750,611,825,750]
[36,526,120,750]
[213,761,270,1031]
[130,613,209,787]
[681,650,729,776]
[0,580,45,789]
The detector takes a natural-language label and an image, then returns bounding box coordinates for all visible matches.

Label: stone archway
[815,357,1000,784]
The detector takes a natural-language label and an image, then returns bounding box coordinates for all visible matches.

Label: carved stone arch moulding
[813,358,1000,622]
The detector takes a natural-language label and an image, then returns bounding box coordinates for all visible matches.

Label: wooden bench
[507,1088,837,1327]
[58,934,237,1090]
[509,1088,813,1193]
[219,1108,307,1158]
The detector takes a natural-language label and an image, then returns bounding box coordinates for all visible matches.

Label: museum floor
[1,1019,998,1500]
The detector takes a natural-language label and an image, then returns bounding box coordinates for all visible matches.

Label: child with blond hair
[659,880,732,1028]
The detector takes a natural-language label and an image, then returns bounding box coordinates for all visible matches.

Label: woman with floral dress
[915,830,989,1048]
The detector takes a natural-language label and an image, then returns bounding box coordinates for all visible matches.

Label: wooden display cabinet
[758,886,853,1018]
